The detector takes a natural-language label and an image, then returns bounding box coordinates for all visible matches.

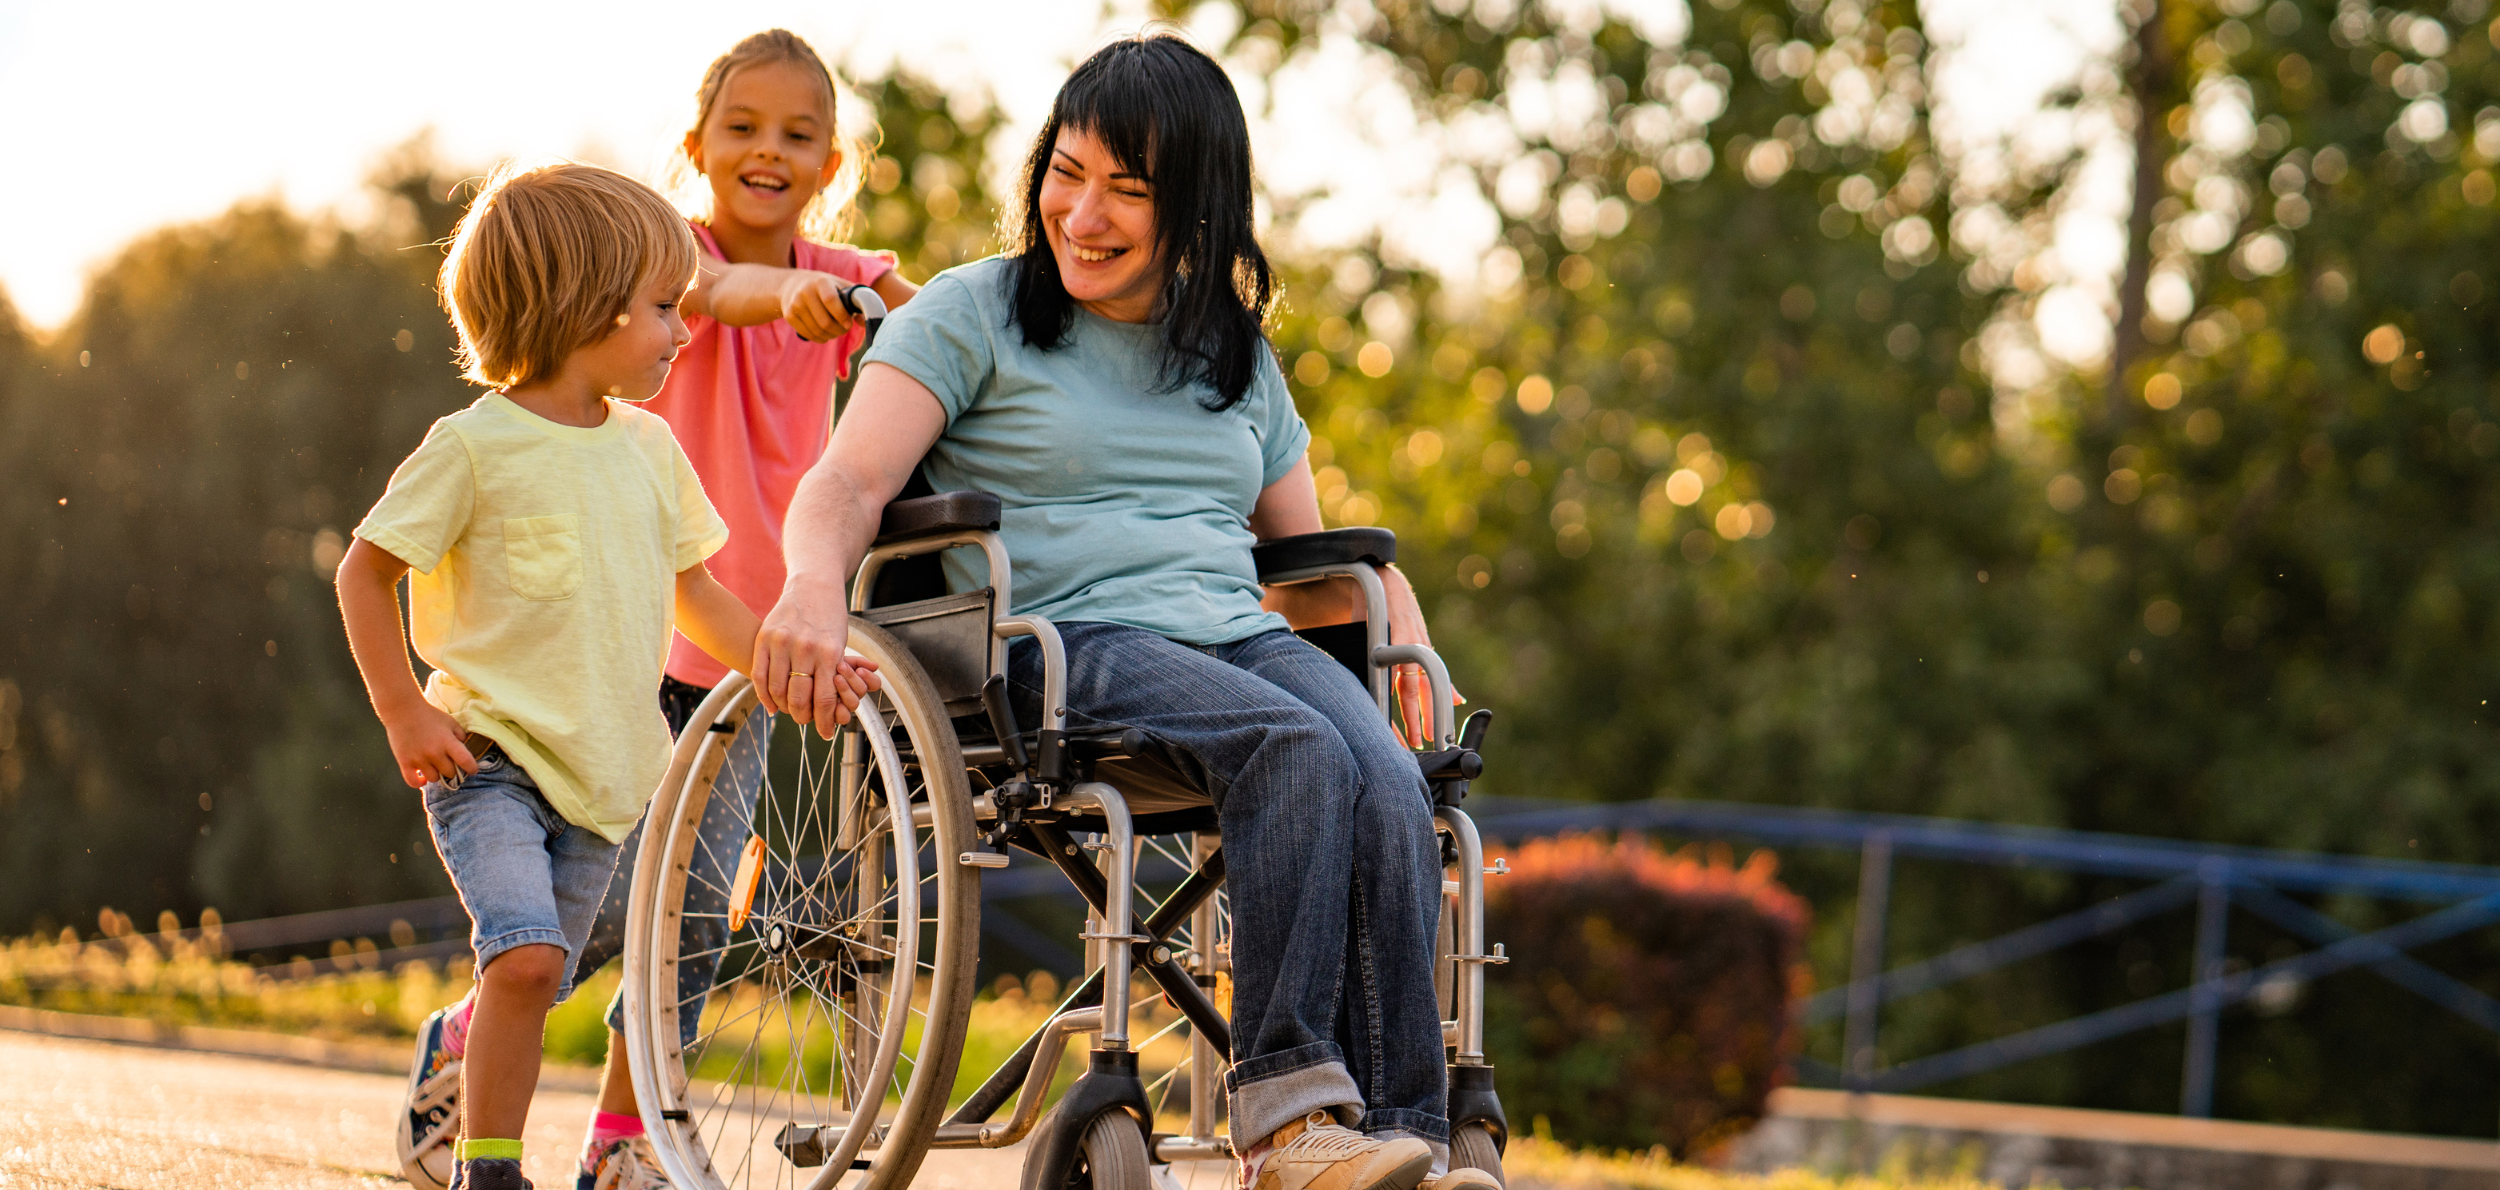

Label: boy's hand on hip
[384,703,478,789]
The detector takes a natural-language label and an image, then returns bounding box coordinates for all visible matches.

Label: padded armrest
[1252,528,1397,579]
[874,491,1002,546]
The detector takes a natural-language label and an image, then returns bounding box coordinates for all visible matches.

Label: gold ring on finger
[789,671,812,679]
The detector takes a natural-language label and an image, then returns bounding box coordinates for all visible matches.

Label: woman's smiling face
[1037,126,1163,323]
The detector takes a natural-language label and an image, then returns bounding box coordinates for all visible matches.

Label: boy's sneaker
[1240,1111,1432,1190]
[577,1134,673,1190]
[397,1005,464,1190]
[453,1157,533,1190]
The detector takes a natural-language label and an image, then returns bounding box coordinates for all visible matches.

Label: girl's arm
[684,253,919,343]
[336,538,476,788]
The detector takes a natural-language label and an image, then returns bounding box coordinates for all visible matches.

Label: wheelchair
[617,488,1508,1190]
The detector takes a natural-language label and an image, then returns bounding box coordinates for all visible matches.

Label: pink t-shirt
[651,223,897,687]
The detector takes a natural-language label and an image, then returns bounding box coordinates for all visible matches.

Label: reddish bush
[1481,833,1811,1157]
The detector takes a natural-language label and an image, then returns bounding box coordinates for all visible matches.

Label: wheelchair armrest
[1252,528,1397,580]
[874,491,1002,546]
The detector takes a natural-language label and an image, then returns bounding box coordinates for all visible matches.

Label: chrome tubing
[1188,830,1224,1144]
[852,529,1018,678]
[993,614,1067,732]
[1062,782,1137,1048]
[1372,643,1457,748]
[1262,562,1393,714]
[1437,805,1489,1064]
[928,1007,1106,1147]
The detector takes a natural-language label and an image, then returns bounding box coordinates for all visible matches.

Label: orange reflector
[727,835,766,932]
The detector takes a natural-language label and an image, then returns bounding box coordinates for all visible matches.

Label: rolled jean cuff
[474,927,577,997]
[1226,1041,1363,1146]
[1356,1107,1450,1145]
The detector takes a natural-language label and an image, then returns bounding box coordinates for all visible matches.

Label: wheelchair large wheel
[624,621,980,1190]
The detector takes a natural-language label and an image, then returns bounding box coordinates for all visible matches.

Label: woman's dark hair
[1004,33,1276,412]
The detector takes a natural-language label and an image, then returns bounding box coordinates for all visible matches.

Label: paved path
[0,1030,1106,1189]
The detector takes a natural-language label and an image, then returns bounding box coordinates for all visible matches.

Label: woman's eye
[1051,165,1081,181]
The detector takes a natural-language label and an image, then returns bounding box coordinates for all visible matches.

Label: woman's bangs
[1055,64,1164,183]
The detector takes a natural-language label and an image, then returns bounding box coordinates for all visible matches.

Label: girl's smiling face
[686,61,841,240]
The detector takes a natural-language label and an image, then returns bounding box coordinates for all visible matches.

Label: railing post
[2181,865,2229,1117]
[1844,831,1894,1091]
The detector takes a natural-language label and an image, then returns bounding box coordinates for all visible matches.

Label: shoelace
[1274,1118,1382,1163]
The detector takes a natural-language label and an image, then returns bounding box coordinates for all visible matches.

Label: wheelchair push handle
[838,282,889,352]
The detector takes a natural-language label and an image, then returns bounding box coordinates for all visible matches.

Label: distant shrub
[1482,833,1811,1158]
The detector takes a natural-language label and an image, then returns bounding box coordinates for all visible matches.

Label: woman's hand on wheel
[753,588,880,738]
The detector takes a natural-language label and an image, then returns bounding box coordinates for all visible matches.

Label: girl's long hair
[1001,33,1276,412]
[668,29,873,244]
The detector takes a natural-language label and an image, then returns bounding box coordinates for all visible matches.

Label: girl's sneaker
[1238,1111,1432,1190]
[397,1004,465,1190]
[577,1134,673,1190]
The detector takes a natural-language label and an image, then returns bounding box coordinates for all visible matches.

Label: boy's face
[579,275,692,402]
[687,61,842,238]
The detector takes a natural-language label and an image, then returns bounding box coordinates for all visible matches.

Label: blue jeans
[423,745,622,1000]
[1010,623,1448,1149]
[576,678,774,1044]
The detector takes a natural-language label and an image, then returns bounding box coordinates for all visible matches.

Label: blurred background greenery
[6,0,2500,1136]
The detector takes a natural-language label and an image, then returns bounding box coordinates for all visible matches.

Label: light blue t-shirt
[861,256,1311,645]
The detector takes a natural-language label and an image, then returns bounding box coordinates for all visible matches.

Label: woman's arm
[685,253,919,343]
[757,361,948,735]
[336,538,476,788]
[1250,456,1441,746]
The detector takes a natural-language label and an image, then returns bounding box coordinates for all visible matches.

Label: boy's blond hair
[439,161,698,389]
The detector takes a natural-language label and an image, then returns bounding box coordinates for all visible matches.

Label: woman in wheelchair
[753,32,1497,1190]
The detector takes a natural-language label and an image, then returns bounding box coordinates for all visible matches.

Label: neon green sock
[458,1138,524,1162]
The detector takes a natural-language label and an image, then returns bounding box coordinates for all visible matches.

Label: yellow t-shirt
[354,394,730,842]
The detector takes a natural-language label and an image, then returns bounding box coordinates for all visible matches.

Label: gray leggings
[575,678,771,1044]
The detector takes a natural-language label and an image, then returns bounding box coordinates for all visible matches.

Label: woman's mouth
[1069,244,1126,264]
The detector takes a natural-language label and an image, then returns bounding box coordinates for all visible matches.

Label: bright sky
[3,0,2114,353]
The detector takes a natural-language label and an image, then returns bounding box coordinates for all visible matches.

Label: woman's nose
[1063,186,1112,236]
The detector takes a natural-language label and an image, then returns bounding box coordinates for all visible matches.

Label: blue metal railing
[1460,795,2500,1116]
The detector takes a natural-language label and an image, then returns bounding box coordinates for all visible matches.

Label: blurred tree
[0,148,474,930]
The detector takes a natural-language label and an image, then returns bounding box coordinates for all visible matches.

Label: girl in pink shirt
[389,29,915,1190]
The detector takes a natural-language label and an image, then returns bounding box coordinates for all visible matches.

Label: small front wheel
[1449,1122,1506,1187]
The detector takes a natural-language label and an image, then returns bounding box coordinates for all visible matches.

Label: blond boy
[338,161,768,1190]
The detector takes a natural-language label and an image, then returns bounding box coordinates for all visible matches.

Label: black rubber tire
[1074,1111,1153,1190]
[1450,1122,1506,1188]
[1021,1106,1153,1190]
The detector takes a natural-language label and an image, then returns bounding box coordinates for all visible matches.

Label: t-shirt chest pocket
[503,514,582,600]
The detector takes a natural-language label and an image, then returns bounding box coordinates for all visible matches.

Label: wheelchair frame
[836,504,1510,1184]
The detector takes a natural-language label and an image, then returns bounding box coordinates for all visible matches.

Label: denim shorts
[422,744,622,999]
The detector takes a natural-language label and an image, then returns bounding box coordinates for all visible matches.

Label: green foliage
[1485,834,1809,1156]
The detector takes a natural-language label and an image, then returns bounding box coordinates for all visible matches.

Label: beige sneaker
[1240,1111,1433,1190]
[1420,1168,1501,1190]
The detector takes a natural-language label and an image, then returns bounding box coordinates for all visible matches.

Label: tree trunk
[2107,0,2173,430]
